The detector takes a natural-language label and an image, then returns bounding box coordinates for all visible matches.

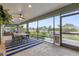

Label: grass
[29,31,79,41]
[63,34,79,41]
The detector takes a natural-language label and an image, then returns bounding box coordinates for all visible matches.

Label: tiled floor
[13,42,79,56]
[6,39,44,56]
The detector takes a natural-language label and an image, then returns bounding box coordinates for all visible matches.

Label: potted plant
[0,5,12,56]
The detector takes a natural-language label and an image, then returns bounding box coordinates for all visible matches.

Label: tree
[62,24,77,32]
[48,25,52,33]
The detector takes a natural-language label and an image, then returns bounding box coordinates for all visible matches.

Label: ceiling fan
[11,12,25,21]
[17,13,25,20]
[6,8,25,21]
[10,13,25,24]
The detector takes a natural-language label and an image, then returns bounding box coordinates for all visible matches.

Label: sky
[23,14,79,28]
[62,14,79,27]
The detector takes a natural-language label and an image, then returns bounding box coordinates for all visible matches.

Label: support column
[26,23,29,32]
[0,24,2,44]
[60,15,62,46]
[53,16,55,36]
[37,21,39,40]
[0,24,5,56]
[26,23,30,39]
[16,25,19,32]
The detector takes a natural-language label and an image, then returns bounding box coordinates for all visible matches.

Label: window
[4,26,17,32]
[38,17,53,43]
[19,24,27,33]
[29,21,37,38]
[55,16,60,35]
[54,16,60,45]
[62,13,79,47]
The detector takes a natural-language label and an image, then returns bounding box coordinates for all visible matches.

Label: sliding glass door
[38,17,53,43]
[61,13,79,47]
[54,16,61,45]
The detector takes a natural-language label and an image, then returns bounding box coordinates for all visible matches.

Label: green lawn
[63,34,79,41]
[29,31,79,41]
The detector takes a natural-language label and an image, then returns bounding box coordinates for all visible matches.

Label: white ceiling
[1,3,70,24]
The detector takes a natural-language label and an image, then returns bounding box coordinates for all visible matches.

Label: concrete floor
[12,42,79,56]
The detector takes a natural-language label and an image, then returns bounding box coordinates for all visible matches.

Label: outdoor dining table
[13,33,29,42]
[13,33,29,38]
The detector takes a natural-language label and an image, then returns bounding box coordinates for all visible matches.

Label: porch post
[0,24,1,44]
[0,24,3,45]
[26,23,29,32]
[16,25,19,32]
[0,24,6,56]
